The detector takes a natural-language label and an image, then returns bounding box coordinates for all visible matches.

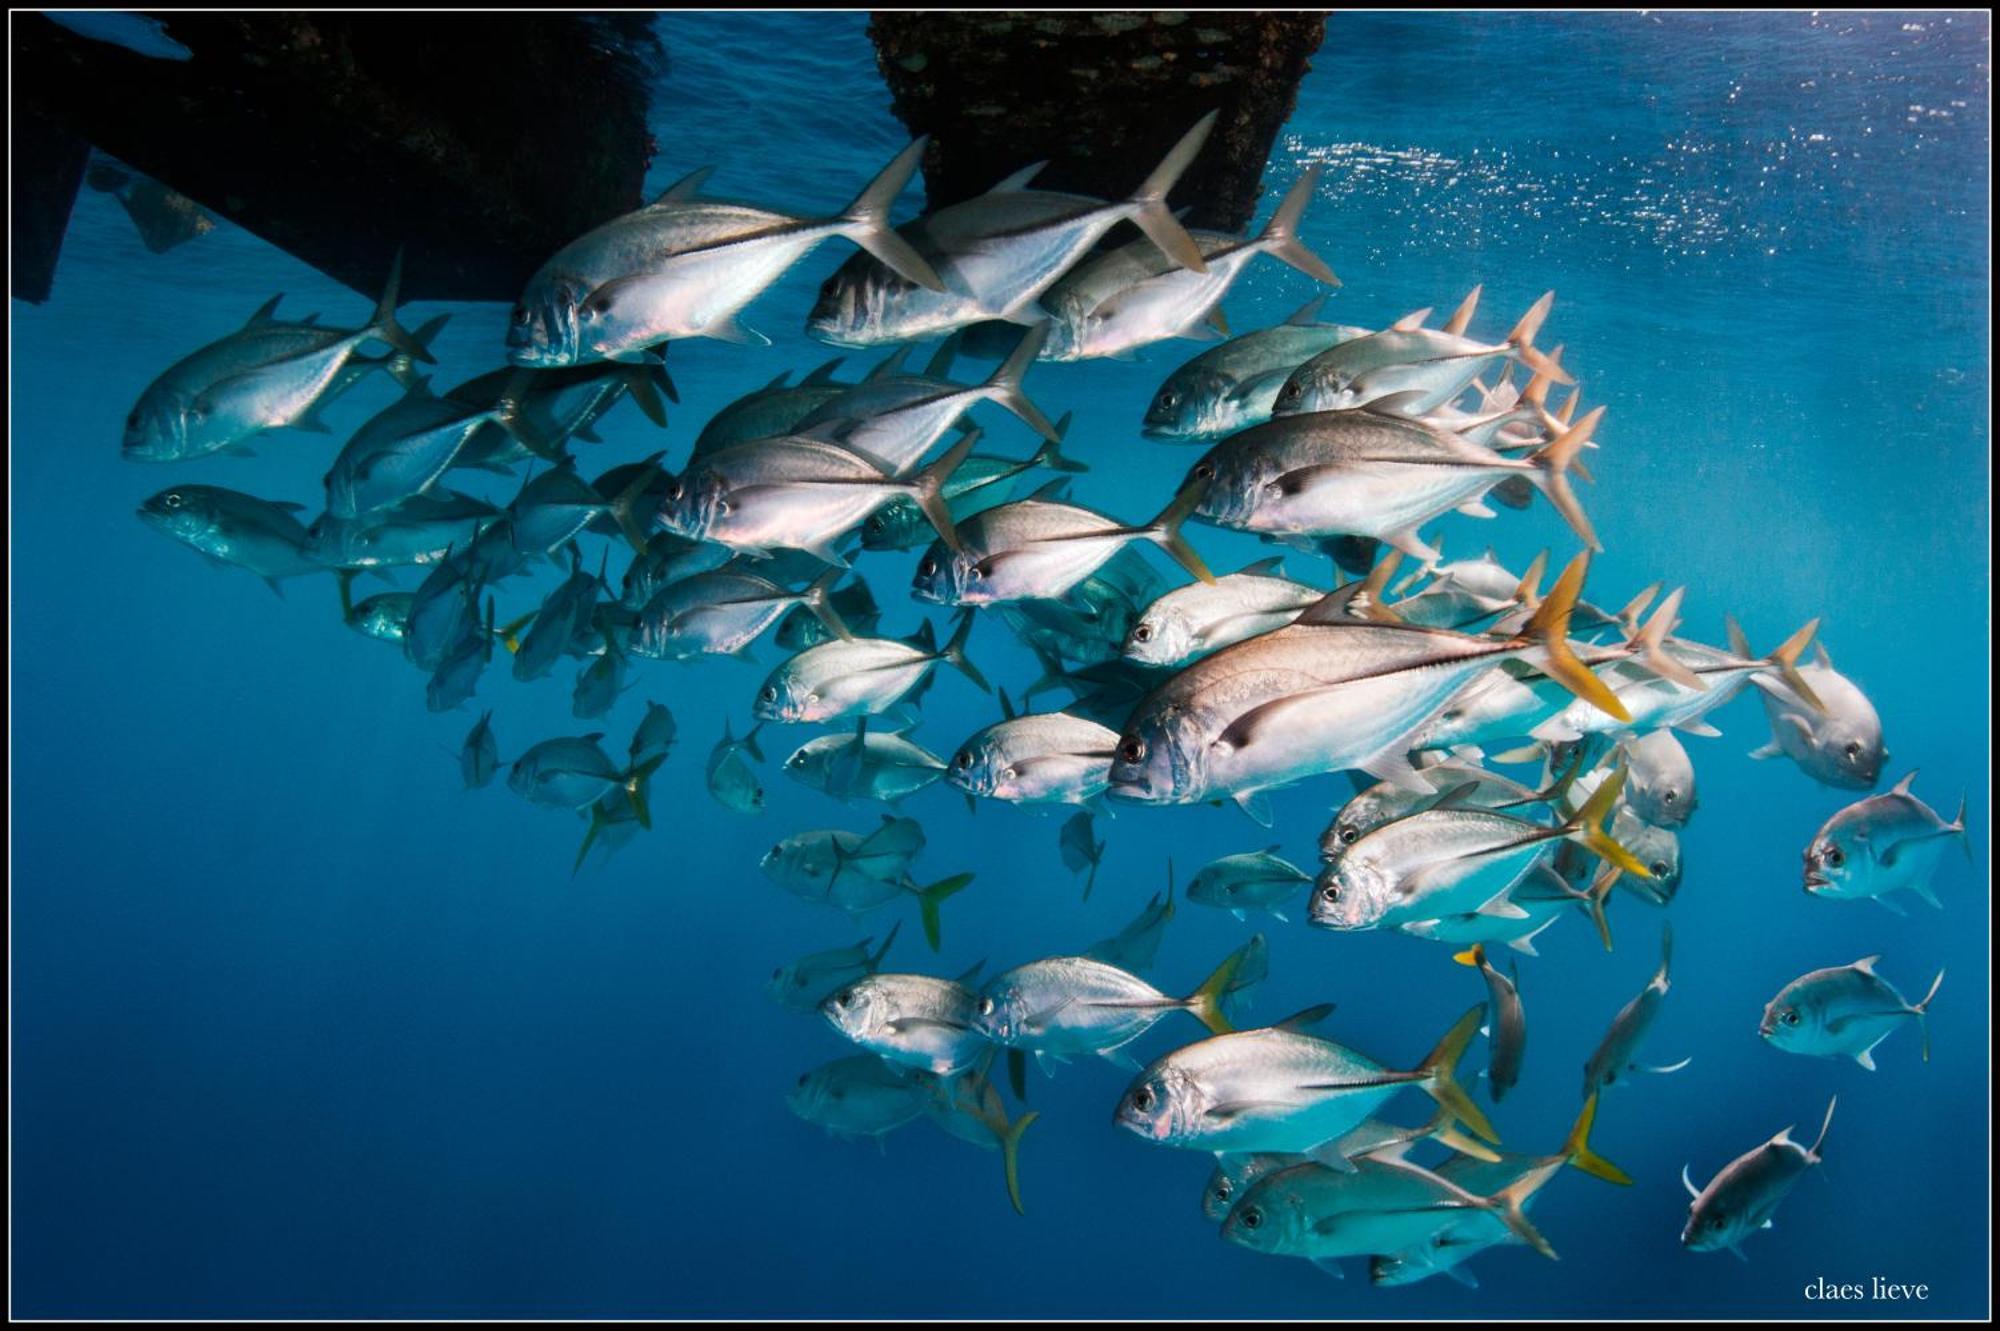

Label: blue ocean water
[10,10,1990,1319]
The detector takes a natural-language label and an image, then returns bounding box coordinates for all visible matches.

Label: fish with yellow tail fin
[1180,391,1605,568]
[1109,552,1630,818]
[1454,944,1527,1102]
[1369,1094,1630,1287]
[970,936,1262,1075]
[1113,1002,1499,1158]
[922,1069,1040,1216]
[1309,762,1652,933]
[1220,1146,1560,1268]
[1534,605,1824,745]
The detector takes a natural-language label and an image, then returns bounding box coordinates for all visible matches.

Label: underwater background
[11,10,1990,1319]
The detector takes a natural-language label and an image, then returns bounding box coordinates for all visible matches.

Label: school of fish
[127,115,1972,1282]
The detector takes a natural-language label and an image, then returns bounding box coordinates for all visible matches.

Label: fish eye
[769,843,784,859]
[977,997,994,1017]
[1650,861,1669,877]
[1783,1009,1800,1026]
[716,500,731,514]
[1824,846,1843,867]
[771,967,784,979]
[918,557,937,578]
[795,1072,809,1087]
[1212,1180,1232,1203]
[1160,390,1179,410]
[1320,884,1339,902]
[1339,826,1359,845]
[511,306,531,326]
[1119,737,1146,763]
[1131,1086,1155,1112]
[1193,462,1216,481]
[668,481,685,501]
[1844,741,1861,758]
[1239,1207,1263,1231]
[865,517,882,534]
[835,989,855,1008]
[1133,624,1154,642]
[761,686,778,702]
[1663,790,1677,804]
[966,567,983,581]
[952,750,972,770]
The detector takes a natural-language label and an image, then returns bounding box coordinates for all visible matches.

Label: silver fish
[628,701,677,766]
[1143,294,1369,440]
[794,326,1058,474]
[508,144,943,364]
[1311,769,1646,933]
[910,480,1213,607]
[1039,167,1338,363]
[806,114,1217,347]
[1803,770,1968,910]
[1123,556,1323,668]
[691,358,853,462]
[633,564,849,660]
[945,706,1119,806]
[1682,1098,1836,1258]
[658,428,973,567]
[971,943,1248,1065]
[1759,955,1943,1069]
[1748,642,1886,789]
[1109,556,1630,819]
[1459,945,1526,1102]
[1182,397,1602,566]
[1272,289,1567,417]
[782,721,948,804]
[1186,848,1313,922]
[706,720,767,814]
[1581,925,1690,1097]
[821,972,989,1075]
[769,925,901,1012]
[786,1053,933,1141]
[325,377,551,520]
[754,613,987,724]
[1112,1003,1496,1156]
[123,263,431,462]
[137,485,323,592]
[1618,729,1697,827]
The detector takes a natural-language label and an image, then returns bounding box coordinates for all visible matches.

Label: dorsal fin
[1852,954,1882,974]
[761,370,793,391]
[1442,285,1483,337]
[923,331,964,381]
[1424,782,1484,813]
[909,618,938,653]
[1026,477,1071,503]
[245,294,283,326]
[1240,556,1287,577]
[985,161,1047,194]
[652,165,714,205]
[800,356,847,387]
[866,345,913,383]
[997,688,1017,721]
[1889,771,1918,796]
[1389,306,1433,333]
[1285,294,1330,327]
[1274,1003,1337,1033]
[1294,581,1370,627]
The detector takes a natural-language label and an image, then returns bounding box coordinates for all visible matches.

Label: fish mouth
[1802,873,1828,891]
